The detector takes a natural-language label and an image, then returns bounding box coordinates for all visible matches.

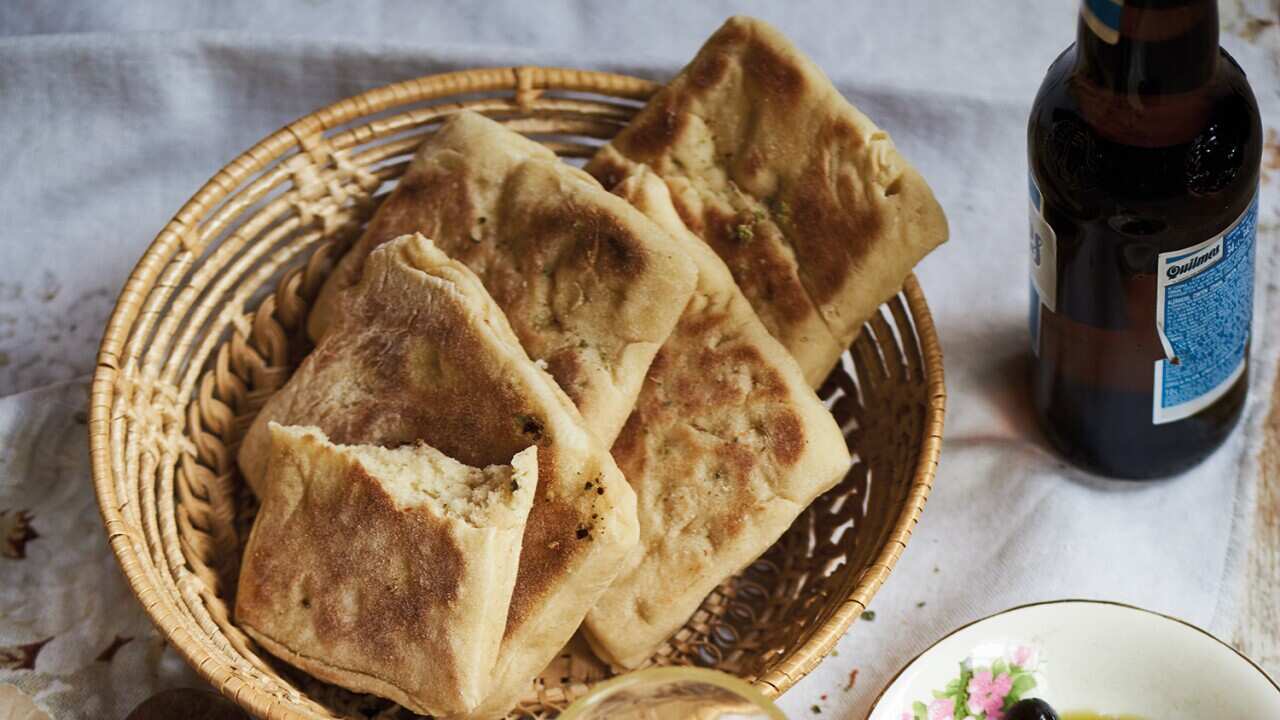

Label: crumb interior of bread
[344,439,524,527]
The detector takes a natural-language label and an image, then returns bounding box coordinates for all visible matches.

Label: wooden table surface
[1237,359,1280,680]
[1235,115,1279,681]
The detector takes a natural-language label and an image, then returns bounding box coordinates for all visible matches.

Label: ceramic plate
[866,599,1280,719]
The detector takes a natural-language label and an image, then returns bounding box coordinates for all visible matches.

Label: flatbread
[583,169,851,668]
[236,425,536,716]
[588,16,948,387]
[238,234,639,718]
[309,111,697,446]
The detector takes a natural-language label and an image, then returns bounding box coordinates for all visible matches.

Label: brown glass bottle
[1027,0,1262,479]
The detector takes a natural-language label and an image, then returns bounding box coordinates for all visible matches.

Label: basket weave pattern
[89,66,945,719]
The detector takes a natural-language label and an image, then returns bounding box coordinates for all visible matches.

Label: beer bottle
[1027,0,1262,478]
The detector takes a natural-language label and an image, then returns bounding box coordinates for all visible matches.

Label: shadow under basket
[88,66,946,720]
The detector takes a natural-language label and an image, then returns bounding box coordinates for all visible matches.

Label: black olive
[1006,698,1060,720]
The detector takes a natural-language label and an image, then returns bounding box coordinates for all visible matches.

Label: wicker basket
[89,66,945,719]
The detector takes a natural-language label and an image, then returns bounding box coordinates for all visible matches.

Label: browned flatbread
[236,425,536,716]
[583,168,851,668]
[309,111,697,446]
[238,234,638,719]
[588,16,948,387]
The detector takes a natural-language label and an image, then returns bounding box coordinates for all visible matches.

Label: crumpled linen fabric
[0,2,1277,718]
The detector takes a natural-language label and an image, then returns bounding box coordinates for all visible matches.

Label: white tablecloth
[1,2,1278,718]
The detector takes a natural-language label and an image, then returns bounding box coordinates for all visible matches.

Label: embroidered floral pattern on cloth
[0,381,200,718]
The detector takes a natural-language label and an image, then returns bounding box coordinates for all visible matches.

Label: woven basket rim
[87,65,946,716]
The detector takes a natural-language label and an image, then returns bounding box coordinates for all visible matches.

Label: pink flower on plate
[1008,644,1038,669]
[967,670,1014,719]
[928,697,956,720]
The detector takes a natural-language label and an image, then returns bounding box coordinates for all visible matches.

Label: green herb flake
[769,197,791,223]
[860,610,876,621]
[810,705,821,715]
[732,224,755,243]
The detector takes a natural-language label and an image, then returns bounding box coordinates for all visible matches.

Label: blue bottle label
[1153,192,1257,424]
[1081,0,1123,45]
[1028,173,1057,356]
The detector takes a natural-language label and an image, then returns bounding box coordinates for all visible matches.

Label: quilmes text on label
[1165,239,1222,282]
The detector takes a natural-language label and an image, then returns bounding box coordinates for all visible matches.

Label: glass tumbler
[559,667,786,720]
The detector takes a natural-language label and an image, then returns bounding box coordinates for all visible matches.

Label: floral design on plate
[905,644,1040,720]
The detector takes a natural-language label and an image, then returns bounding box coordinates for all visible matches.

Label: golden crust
[310,112,697,445]
[587,16,948,386]
[583,169,851,668]
[236,425,536,716]
[238,234,639,718]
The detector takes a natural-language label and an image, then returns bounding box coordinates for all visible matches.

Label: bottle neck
[1075,0,1219,96]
